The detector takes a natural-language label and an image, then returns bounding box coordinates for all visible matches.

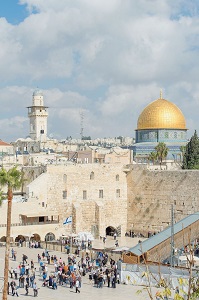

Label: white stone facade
[0,164,128,242]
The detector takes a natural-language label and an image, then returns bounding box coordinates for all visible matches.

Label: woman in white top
[75,279,80,293]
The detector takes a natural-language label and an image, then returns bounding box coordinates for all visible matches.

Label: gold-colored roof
[137,96,186,130]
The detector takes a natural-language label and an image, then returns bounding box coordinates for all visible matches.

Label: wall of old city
[127,167,199,235]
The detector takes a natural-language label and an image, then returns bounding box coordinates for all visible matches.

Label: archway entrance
[106,226,116,236]
[30,234,41,242]
[15,235,26,242]
[0,236,6,242]
[45,232,55,242]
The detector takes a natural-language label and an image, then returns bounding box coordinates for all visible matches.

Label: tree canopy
[155,142,168,165]
[0,166,22,190]
[182,130,199,169]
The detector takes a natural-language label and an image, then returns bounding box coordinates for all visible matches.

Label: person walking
[75,279,80,293]
[25,283,29,295]
[33,282,38,297]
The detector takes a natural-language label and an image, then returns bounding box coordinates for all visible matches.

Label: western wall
[127,166,199,235]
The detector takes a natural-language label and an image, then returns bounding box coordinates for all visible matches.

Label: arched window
[45,232,55,242]
[63,174,67,183]
[116,174,119,181]
[90,171,94,180]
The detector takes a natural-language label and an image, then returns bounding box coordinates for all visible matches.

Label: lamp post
[170,204,175,267]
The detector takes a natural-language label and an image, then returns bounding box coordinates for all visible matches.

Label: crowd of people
[7,244,120,297]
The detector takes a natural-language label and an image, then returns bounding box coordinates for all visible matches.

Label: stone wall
[127,167,199,235]
[46,164,128,237]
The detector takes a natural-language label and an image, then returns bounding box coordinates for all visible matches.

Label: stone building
[0,163,128,242]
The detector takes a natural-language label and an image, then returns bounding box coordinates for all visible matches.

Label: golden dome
[137,96,186,130]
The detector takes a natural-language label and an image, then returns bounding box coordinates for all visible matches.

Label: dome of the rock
[137,98,186,130]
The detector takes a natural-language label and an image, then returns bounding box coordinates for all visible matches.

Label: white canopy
[78,231,94,241]
[112,246,129,252]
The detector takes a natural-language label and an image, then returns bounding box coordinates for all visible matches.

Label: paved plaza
[0,237,153,300]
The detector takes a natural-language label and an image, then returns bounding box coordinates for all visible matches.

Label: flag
[63,216,72,225]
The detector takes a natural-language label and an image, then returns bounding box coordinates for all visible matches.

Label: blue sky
[0,0,199,142]
[0,0,28,24]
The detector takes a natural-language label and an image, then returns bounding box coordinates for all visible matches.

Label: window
[39,216,44,222]
[99,190,103,198]
[83,190,87,200]
[63,190,67,199]
[42,202,45,207]
[63,174,67,183]
[90,172,94,180]
[116,189,120,198]
[116,174,119,181]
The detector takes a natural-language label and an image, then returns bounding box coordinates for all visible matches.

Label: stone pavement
[92,235,146,250]
[0,242,153,300]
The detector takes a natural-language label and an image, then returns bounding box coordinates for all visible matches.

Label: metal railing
[0,220,59,227]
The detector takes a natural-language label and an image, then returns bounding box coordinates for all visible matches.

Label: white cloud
[0,0,198,140]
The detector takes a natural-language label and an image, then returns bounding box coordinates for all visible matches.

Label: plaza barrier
[118,262,192,292]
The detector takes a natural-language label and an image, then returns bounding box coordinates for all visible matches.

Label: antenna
[80,110,84,140]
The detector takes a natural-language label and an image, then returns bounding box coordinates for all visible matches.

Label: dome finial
[160,89,163,99]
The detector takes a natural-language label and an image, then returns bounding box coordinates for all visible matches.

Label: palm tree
[0,166,22,300]
[155,142,169,169]
[148,151,157,165]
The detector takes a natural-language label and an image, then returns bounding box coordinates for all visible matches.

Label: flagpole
[70,216,73,255]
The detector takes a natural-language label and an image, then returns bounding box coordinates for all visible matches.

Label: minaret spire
[160,89,163,99]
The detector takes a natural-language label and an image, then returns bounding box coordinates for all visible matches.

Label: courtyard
[0,237,152,300]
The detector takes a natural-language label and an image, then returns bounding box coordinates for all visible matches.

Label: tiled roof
[0,140,11,146]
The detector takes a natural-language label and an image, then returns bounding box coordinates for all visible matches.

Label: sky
[0,0,199,142]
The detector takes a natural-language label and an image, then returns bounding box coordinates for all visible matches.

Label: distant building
[0,140,14,165]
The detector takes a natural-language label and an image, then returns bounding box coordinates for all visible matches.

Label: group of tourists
[8,252,38,296]
[7,240,121,297]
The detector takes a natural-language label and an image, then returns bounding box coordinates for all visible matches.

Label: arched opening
[15,235,26,242]
[63,174,67,183]
[45,232,55,242]
[30,233,41,242]
[0,236,6,242]
[90,171,94,180]
[106,226,116,236]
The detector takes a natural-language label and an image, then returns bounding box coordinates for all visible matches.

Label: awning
[20,213,53,218]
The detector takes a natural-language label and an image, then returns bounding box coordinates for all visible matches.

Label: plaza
[0,238,152,300]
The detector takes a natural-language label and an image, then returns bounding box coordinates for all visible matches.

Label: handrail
[0,220,59,227]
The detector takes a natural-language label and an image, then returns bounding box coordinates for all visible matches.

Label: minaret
[27,89,48,141]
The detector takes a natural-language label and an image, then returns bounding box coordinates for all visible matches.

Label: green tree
[155,142,169,168]
[0,166,23,300]
[148,152,157,164]
[182,130,199,169]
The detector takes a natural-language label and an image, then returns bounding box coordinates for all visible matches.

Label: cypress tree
[182,130,199,169]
